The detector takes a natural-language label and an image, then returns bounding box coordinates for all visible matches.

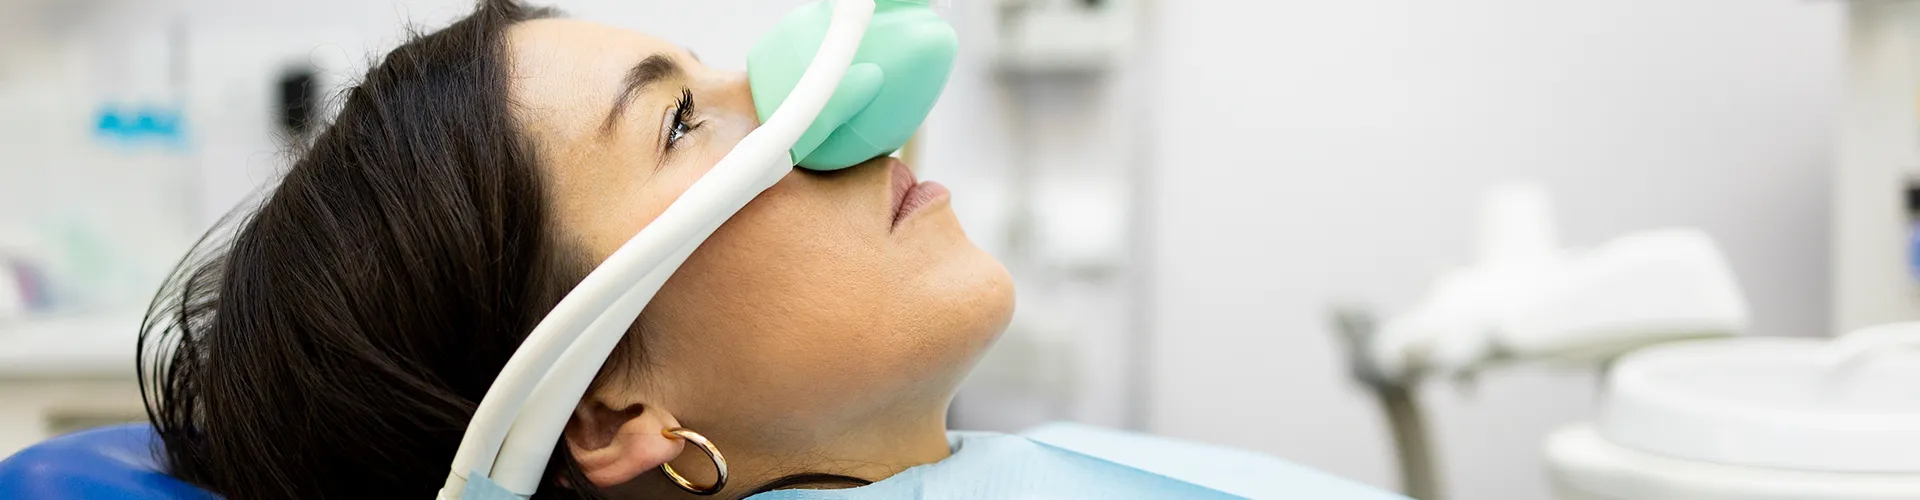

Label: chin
[889,207,1017,405]
[939,212,1017,352]
[976,256,1017,344]
[934,248,1017,393]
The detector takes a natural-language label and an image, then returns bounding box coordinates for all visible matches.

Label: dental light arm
[440,1,877,497]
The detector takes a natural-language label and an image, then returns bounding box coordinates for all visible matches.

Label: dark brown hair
[137,2,879,497]
[136,1,597,497]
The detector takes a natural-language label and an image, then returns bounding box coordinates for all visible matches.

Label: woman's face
[505,18,1013,449]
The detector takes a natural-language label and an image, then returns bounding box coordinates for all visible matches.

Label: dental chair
[0,424,216,499]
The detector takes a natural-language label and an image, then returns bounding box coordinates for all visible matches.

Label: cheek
[567,113,762,262]
[635,178,1013,428]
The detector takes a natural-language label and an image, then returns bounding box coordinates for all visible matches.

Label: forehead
[504,18,685,140]
[506,18,679,73]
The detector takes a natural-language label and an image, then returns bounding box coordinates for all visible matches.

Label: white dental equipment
[1363,183,1749,381]
[1335,182,1751,499]
[1548,323,1920,499]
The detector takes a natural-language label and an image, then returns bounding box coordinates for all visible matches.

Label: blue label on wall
[93,104,187,145]
[1909,221,1920,281]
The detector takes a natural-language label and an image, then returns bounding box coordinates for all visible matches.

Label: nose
[715,70,759,128]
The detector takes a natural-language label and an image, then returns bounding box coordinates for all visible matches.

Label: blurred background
[0,0,1858,499]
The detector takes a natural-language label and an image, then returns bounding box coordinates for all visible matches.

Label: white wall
[8,1,1843,499]
[1144,1,1840,499]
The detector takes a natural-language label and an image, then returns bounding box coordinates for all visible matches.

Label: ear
[564,401,685,488]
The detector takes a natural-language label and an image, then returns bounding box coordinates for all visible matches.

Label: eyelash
[667,88,699,150]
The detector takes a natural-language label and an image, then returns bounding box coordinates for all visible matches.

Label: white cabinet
[0,313,148,458]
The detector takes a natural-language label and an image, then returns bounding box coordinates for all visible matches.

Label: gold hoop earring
[660,427,728,496]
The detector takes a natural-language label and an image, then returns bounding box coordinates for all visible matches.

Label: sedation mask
[435,0,956,497]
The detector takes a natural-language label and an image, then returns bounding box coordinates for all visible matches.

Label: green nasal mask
[748,0,958,171]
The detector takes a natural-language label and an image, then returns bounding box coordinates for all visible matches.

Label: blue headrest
[0,424,217,499]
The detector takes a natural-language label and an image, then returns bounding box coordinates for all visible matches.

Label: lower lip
[894,181,949,228]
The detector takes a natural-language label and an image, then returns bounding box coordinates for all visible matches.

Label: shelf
[0,311,146,380]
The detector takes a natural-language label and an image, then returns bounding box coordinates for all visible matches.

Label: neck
[613,407,953,499]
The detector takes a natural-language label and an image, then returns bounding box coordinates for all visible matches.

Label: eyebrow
[600,54,683,134]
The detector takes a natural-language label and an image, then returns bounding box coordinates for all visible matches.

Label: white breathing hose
[438,0,878,497]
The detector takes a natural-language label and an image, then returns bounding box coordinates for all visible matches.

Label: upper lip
[889,158,916,224]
